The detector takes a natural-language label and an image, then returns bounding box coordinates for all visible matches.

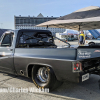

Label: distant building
[14,13,66,34]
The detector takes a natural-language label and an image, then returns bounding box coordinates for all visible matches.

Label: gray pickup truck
[0,29,100,90]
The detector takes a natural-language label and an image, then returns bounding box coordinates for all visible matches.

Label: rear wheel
[32,66,62,91]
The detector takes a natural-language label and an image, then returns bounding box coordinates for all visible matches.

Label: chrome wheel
[37,67,49,83]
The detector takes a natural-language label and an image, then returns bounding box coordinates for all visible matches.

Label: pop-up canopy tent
[37,6,100,31]
[63,29,78,35]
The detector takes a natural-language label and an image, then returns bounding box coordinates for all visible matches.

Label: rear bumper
[79,72,89,83]
[78,70,100,83]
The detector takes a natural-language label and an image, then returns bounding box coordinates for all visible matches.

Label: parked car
[85,38,100,45]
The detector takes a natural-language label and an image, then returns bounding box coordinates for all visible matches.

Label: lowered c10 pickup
[0,29,100,90]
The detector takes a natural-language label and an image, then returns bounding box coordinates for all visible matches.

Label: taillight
[73,62,82,72]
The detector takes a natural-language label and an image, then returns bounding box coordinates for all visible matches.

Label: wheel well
[89,42,95,44]
[27,64,34,78]
[27,64,52,78]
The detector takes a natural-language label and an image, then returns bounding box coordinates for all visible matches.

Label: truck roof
[6,29,51,32]
[4,29,52,36]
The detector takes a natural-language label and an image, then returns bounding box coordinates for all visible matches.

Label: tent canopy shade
[36,16,100,30]
[36,6,100,31]
[57,6,100,20]
[74,6,100,12]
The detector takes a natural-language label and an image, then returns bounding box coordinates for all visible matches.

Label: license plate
[82,73,89,82]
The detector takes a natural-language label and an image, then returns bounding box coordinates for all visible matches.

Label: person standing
[79,31,85,46]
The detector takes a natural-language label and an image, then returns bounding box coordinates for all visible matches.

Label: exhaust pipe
[20,70,24,75]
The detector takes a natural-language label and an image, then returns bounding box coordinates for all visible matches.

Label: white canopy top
[74,6,100,12]
[36,6,100,31]
[37,16,100,30]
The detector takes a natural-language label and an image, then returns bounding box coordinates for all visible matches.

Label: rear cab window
[16,30,56,48]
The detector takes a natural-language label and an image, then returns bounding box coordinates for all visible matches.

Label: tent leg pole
[79,25,80,31]
[78,25,81,45]
[46,25,48,29]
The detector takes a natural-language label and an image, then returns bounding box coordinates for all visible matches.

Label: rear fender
[26,63,56,77]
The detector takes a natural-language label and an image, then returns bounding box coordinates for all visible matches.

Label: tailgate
[76,46,100,82]
[77,48,100,60]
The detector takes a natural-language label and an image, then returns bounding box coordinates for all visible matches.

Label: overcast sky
[0,0,100,29]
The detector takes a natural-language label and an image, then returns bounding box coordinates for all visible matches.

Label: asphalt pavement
[0,72,100,100]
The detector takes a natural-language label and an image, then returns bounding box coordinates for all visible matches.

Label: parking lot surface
[0,72,100,100]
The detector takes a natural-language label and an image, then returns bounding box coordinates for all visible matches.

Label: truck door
[0,32,15,74]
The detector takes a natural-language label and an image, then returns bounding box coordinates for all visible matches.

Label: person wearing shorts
[79,31,85,46]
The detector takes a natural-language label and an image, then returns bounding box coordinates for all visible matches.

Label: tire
[32,66,62,91]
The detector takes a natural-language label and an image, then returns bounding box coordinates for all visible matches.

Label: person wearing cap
[79,31,85,45]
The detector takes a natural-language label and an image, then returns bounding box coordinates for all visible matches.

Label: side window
[1,34,13,47]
